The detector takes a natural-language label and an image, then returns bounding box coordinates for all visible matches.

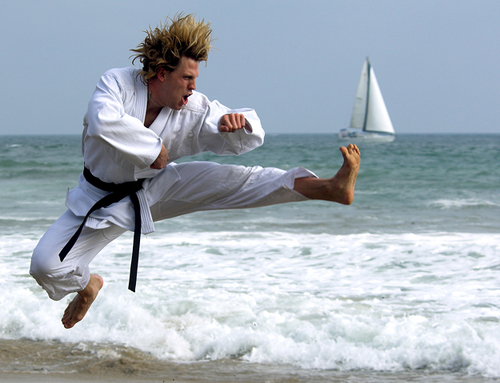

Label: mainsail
[349,58,395,135]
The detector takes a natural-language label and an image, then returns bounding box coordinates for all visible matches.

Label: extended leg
[150,144,360,223]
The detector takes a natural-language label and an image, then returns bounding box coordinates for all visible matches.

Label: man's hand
[150,144,169,169]
[219,113,250,133]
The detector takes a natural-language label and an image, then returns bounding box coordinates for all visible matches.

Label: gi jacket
[66,67,265,235]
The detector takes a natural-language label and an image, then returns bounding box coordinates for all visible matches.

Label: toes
[346,144,360,156]
[341,144,360,158]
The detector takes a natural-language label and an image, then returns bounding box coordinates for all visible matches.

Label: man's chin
[170,104,183,111]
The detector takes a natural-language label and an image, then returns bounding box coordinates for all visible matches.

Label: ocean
[0,133,499,382]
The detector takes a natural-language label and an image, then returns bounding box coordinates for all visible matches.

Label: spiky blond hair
[131,14,214,81]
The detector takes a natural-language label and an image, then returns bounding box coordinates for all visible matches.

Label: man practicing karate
[30,14,361,329]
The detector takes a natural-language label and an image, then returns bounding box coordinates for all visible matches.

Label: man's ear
[157,67,166,82]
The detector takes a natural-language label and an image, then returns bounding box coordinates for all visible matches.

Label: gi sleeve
[84,73,162,169]
[199,100,265,155]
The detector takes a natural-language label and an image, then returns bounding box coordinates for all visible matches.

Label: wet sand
[2,363,499,383]
[1,339,498,383]
[1,370,499,383]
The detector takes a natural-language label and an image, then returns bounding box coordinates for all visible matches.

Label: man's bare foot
[329,144,361,204]
[62,274,103,329]
[294,144,360,204]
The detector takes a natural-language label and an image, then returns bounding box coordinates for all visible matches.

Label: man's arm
[188,99,265,157]
[151,113,248,169]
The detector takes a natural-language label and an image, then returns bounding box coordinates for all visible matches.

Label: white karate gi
[30,67,315,300]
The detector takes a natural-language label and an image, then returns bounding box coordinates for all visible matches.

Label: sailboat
[339,57,395,142]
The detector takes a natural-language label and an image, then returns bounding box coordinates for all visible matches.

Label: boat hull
[338,129,395,143]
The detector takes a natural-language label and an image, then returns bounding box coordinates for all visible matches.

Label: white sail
[349,60,369,130]
[365,66,395,134]
[347,58,395,135]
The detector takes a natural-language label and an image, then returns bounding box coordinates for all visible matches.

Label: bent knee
[29,243,71,289]
[30,244,58,279]
[30,245,87,301]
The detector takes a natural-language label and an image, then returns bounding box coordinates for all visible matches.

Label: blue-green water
[1,133,500,381]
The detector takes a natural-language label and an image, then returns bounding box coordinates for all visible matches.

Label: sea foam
[2,231,500,377]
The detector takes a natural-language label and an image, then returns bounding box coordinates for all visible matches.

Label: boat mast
[362,57,371,132]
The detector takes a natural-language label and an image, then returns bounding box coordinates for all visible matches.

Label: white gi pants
[30,162,313,300]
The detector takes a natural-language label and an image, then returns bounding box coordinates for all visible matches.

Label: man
[30,14,360,329]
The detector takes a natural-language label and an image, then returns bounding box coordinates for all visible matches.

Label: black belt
[59,168,145,292]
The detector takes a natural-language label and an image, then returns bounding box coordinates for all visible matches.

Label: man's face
[158,56,199,110]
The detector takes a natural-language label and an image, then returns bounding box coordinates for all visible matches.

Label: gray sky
[1,0,499,135]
